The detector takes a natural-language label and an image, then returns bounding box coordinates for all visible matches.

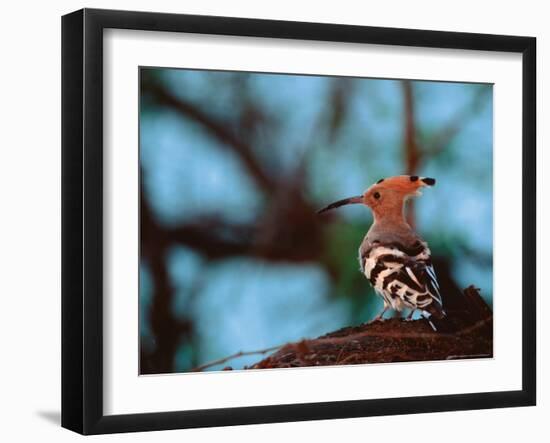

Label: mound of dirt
[248,285,492,369]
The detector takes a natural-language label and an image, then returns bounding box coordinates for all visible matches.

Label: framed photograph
[62,8,536,435]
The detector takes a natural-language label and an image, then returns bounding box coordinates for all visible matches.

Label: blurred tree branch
[191,344,282,372]
[140,178,194,374]
[142,80,276,192]
[140,164,326,371]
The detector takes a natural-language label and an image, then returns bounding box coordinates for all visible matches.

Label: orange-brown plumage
[360,175,435,223]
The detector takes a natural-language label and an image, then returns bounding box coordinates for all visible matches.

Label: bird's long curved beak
[317,195,363,214]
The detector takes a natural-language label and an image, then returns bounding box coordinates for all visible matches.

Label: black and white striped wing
[395,259,443,309]
[361,242,444,315]
[422,261,443,306]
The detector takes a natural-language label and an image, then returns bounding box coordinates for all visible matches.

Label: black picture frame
[62,8,536,435]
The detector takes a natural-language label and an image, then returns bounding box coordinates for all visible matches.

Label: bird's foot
[401,309,417,322]
[372,307,390,322]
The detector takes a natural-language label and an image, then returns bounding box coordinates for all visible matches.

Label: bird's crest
[371,175,435,196]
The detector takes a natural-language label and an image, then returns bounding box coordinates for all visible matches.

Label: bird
[317,175,446,331]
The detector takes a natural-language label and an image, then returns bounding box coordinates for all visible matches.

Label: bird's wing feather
[362,241,443,312]
[402,260,443,306]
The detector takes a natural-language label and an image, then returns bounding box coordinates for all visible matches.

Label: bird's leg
[404,308,416,321]
[373,302,390,322]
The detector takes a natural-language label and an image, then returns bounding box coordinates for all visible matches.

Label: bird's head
[317,175,436,216]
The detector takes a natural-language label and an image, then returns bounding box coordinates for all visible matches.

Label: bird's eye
[373,192,381,199]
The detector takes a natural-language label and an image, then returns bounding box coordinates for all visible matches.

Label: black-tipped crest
[317,196,363,214]
[421,177,436,186]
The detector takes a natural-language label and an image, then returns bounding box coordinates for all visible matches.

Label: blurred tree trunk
[402,80,420,228]
[140,178,194,374]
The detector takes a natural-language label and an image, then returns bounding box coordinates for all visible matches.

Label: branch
[164,220,255,260]
[140,175,194,374]
[142,81,275,192]
[191,345,283,372]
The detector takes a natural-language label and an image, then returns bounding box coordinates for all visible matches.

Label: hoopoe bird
[318,175,446,330]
